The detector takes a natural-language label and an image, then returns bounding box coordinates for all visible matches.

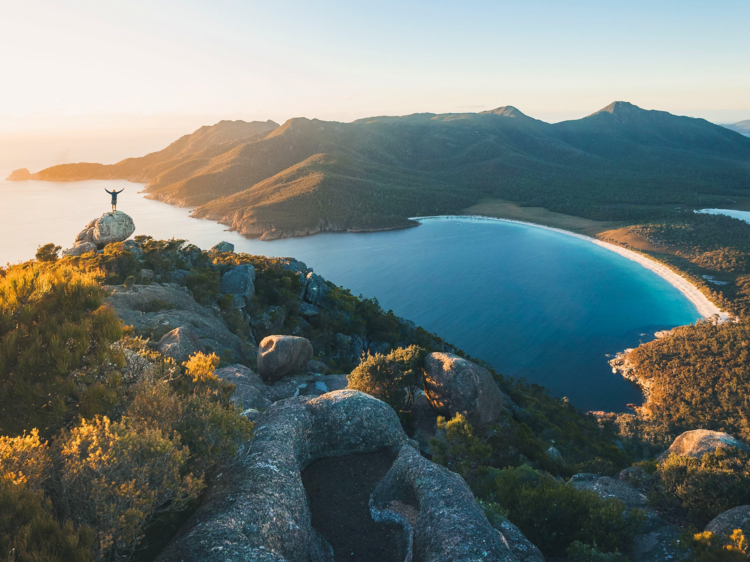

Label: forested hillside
[13,102,750,241]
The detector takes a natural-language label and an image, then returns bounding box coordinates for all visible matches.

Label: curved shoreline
[411,215,728,321]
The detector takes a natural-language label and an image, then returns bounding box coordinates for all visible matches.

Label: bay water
[0,179,701,411]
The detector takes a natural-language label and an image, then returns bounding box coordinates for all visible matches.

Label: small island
[6,168,32,181]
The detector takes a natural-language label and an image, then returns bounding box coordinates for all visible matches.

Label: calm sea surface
[0,179,702,411]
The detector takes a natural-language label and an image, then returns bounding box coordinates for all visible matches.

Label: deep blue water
[0,180,701,411]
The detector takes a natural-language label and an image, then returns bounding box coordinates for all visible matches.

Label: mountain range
[724,120,750,136]
[10,102,750,239]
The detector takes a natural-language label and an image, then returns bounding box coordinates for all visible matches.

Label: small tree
[347,345,426,413]
[35,242,61,262]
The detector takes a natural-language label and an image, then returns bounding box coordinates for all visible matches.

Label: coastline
[411,214,728,321]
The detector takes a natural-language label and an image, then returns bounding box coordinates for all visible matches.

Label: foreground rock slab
[370,445,516,562]
[156,390,413,562]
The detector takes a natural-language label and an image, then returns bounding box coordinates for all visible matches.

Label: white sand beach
[414,215,728,321]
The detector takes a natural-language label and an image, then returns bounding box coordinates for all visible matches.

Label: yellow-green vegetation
[477,465,644,559]
[430,414,491,477]
[680,529,750,561]
[0,255,253,561]
[0,261,123,437]
[347,345,426,414]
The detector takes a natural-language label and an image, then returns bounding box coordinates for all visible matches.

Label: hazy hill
[24,119,279,182]
[724,119,750,136]
[14,103,750,238]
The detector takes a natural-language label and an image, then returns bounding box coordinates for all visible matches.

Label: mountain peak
[480,106,528,118]
[592,101,643,116]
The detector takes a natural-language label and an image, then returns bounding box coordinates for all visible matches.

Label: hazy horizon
[2,0,749,177]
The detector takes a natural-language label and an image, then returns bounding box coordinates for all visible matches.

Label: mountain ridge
[8,103,750,239]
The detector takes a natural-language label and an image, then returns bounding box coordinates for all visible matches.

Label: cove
[0,179,701,411]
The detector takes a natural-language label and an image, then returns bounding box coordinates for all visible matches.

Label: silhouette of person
[105,188,125,211]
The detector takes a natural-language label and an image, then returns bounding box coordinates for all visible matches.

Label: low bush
[0,477,94,562]
[658,449,750,525]
[347,345,426,413]
[430,414,491,477]
[474,465,644,558]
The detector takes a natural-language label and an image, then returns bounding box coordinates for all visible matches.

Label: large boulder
[75,211,136,247]
[62,241,97,257]
[156,327,205,364]
[423,352,504,426]
[705,506,750,538]
[257,335,313,383]
[660,429,750,460]
[370,445,516,562]
[104,284,251,362]
[213,364,273,411]
[219,264,255,299]
[568,474,648,509]
[156,390,413,562]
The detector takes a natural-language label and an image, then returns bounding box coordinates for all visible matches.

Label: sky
[1,0,749,174]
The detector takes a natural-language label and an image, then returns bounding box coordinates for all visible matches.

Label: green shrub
[347,345,426,413]
[0,477,94,562]
[430,414,491,477]
[567,541,630,562]
[35,243,61,262]
[183,267,220,304]
[659,449,750,525]
[475,465,644,557]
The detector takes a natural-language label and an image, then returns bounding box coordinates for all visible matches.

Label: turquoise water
[0,179,701,411]
[697,208,750,224]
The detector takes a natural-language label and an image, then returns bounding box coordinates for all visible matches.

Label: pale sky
[1,0,749,174]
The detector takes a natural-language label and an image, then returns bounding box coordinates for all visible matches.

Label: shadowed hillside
[12,103,750,239]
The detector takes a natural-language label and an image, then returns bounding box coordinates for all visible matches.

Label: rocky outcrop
[705,505,750,537]
[568,473,648,509]
[6,168,31,181]
[660,429,750,460]
[62,241,97,257]
[304,272,330,306]
[75,211,136,247]
[257,335,313,383]
[213,364,273,411]
[219,263,255,299]
[156,327,205,363]
[104,284,251,362]
[370,445,516,562]
[156,390,414,562]
[211,241,234,253]
[485,513,545,562]
[423,352,504,426]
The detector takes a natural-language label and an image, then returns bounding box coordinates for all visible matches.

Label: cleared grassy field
[461,198,616,237]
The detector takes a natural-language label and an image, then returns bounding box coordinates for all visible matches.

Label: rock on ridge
[659,429,750,460]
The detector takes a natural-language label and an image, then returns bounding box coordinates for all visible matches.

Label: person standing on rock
[105,187,125,211]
